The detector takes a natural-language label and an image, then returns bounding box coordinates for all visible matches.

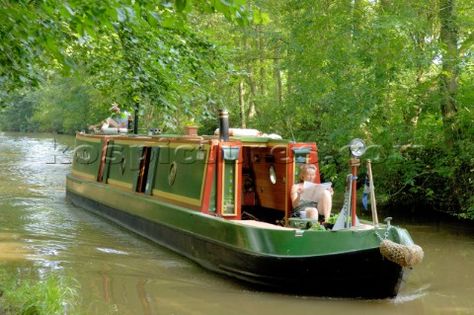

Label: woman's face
[301,168,316,182]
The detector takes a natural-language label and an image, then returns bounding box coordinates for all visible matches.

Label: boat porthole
[269,165,277,184]
[168,162,177,186]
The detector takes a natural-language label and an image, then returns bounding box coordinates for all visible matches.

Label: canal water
[0,132,473,315]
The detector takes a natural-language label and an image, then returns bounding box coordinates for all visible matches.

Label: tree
[0,0,249,100]
[439,0,461,146]
[275,0,473,216]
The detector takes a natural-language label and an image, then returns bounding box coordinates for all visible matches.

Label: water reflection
[1,132,474,314]
[0,232,31,261]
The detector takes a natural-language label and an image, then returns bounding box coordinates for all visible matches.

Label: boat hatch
[239,142,319,223]
[101,140,152,192]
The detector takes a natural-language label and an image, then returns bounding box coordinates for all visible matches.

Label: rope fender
[379,239,424,267]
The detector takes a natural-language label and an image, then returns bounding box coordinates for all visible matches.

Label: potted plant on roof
[183,117,199,137]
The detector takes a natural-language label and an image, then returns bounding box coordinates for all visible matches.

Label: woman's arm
[291,184,303,208]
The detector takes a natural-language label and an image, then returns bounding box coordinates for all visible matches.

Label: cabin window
[145,147,160,195]
[292,147,311,182]
[269,165,277,184]
[168,162,177,186]
[130,145,150,192]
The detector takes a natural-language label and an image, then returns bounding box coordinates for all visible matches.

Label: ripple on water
[392,284,430,304]
[96,247,130,255]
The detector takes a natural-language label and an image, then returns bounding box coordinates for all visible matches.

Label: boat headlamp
[349,138,366,157]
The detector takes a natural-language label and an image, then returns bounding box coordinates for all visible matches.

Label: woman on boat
[89,102,131,133]
[106,103,131,129]
[290,164,333,222]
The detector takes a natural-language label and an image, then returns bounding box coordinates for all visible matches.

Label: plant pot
[184,125,199,136]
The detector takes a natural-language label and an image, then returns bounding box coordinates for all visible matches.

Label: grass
[0,267,79,315]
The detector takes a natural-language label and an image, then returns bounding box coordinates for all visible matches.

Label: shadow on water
[1,132,474,314]
[378,205,474,237]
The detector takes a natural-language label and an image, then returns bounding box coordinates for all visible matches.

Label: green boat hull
[67,174,407,298]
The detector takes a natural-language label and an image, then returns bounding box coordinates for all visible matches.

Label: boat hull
[66,184,405,299]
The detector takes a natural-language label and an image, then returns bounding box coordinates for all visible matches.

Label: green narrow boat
[66,114,423,299]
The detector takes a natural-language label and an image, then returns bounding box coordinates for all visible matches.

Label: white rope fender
[379,239,424,267]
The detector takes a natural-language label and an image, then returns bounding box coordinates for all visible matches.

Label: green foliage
[327,214,339,225]
[31,76,107,133]
[309,222,326,231]
[53,1,237,132]
[0,92,38,132]
[2,0,240,132]
[0,0,250,96]
[267,0,474,218]
[0,267,79,315]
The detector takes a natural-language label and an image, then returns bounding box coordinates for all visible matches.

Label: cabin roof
[227,135,290,144]
[77,132,293,145]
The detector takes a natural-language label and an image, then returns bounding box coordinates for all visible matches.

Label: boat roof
[77,132,295,145]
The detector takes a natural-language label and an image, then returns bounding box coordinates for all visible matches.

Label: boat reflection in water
[66,111,423,299]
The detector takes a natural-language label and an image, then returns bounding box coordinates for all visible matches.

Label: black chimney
[218,109,229,141]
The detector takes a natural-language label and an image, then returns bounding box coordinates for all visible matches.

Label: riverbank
[0,266,79,315]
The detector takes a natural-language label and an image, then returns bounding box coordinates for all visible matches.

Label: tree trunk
[247,70,257,119]
[439,0,460,146]
[258,25,266,98]
[116,23,141,134]
[239,79,246,128]
[274,59,282,106]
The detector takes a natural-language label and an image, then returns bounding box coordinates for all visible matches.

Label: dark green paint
[107,143,137,186]
[153,145,207,200]
[72,138,102,178]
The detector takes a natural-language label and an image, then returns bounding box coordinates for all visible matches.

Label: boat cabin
[71,130,321,225]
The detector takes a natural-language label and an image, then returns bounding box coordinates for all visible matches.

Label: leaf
[162,15,178,28]
[253,10,270,25]
[149,11,162,24]
[175,0,187,12]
